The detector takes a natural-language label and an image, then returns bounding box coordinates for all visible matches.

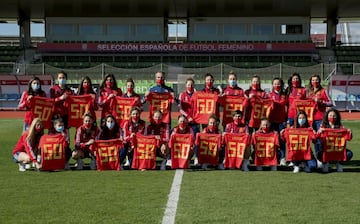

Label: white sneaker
[25,163,31,170]
[256,166,263,171]
[18,163,26,172]
[166,159,172,167]
[201,163,208,169]
[279,158,286,166]
[218,163,224,170]
[336,162,343,172]
[242,160,249,172]
[90,159,96,170]
[160,159,166,170]
[76,159,84,170]
[271,166,277,171]
[293,166,300,173]
[322,162,329,173]
[288,162,294,167]
[194,157,199,166]
[124,157,130,167]
[317,160,323,169]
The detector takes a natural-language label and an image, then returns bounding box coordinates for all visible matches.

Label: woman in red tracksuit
[50,71,74,129]
[18,77,47,131]
[285,73,306,127]
[12,118,44,171]
[77,76,98,122]
[98,73,123,125]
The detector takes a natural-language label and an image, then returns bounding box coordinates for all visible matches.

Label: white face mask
[298,118,306,126]
[31,83,40,91]
[55,126,64,133]
[106,122,115,129]
[59,79,66,85]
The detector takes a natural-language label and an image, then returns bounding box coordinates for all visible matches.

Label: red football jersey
[12,132,41,163]
[30,96,55,129]
[192,92,219,124]
[94,139,123,171]
[169,133,194,169]
[39,134,67,171]
[111,96,137,127]
[252,131,279,166]
[287,87,306,119]
[219,95,247,127]
[283,128,315,161]
[319,128,351,162]
[307,88,332,121]
[178,91,194,119]
[146,92,174,124]
[248,97,273,128]
[223,85,244,96]
[18,90,47,124]
[98,87,123,119]
[195,133,222,165]
[66,95,94,128]
[49,85,74,117]
[223,133,251,169]
[294,99,316,126]
[132,134,158,170]
[267,91,288,124]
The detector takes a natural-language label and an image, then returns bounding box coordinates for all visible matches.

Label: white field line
[162,169,184,224]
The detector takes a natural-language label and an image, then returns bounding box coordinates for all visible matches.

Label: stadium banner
[132,134,158,170]
[195,133,222,165]
[219,95,247,127]
[169,133,193,169]
[67,95,93,128]
[329,74,360,110]
[252,132,279,166]
[294,99,316,126]
[319,128,351,162]
[39,134,66,171]
[283,128,313,161]
[37,42,316,53]
[94,139,123,171]
[192,92,219,124]
[111,96,138,127]
[30,96,55,129]
[146,92,174,124]
[223,133,250,169]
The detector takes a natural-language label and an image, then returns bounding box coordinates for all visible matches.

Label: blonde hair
[26,118,43,146]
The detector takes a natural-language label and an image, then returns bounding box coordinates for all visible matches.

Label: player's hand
[27,95,33,102]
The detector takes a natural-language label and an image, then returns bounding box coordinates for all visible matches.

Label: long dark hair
[102,114,120,140]
[78,76,96,95]
[307,74,323,95]
[272,77,285,94]
[27,77,44,96]
[100,73,119,90]
[285,73,302,96]
[322,108,342,128]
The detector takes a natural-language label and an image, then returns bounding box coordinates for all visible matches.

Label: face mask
[208,124,215,131]
[179,123,185,129]
[106,122,115,129]
[83,83,90,91]
[329,117,336,123]
[229,80,237,87]
[84,123,92,129]
[234,117,241,125]
[298,118,306,126]
[154,119,161,125]
[156,79,164,85]
[252,83,260,89]
[312,82,320,88]
[105,80,112,88]
[35,126,43,132]
[262,127,270,133]
[292,80,299,87]
[55,126,64,133]
[206,82,213,88]
[186,86,194,92]
[31,83,40,91]
[132,116,139,122]
[273,85,281,92]
[127,87,134,93]
[59,79,66,85]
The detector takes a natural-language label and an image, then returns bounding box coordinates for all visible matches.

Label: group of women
[12,70,353,172]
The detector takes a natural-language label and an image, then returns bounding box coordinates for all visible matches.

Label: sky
[1,21,360,43]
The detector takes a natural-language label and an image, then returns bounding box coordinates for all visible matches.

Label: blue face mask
[106,122,115,129]
[298,118,306,126]
[31,83,40,91]
[59,79,66,85]
[229,80,237,87]
[55,126,64,133]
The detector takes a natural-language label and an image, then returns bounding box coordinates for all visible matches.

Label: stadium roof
[0,0,359,19]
